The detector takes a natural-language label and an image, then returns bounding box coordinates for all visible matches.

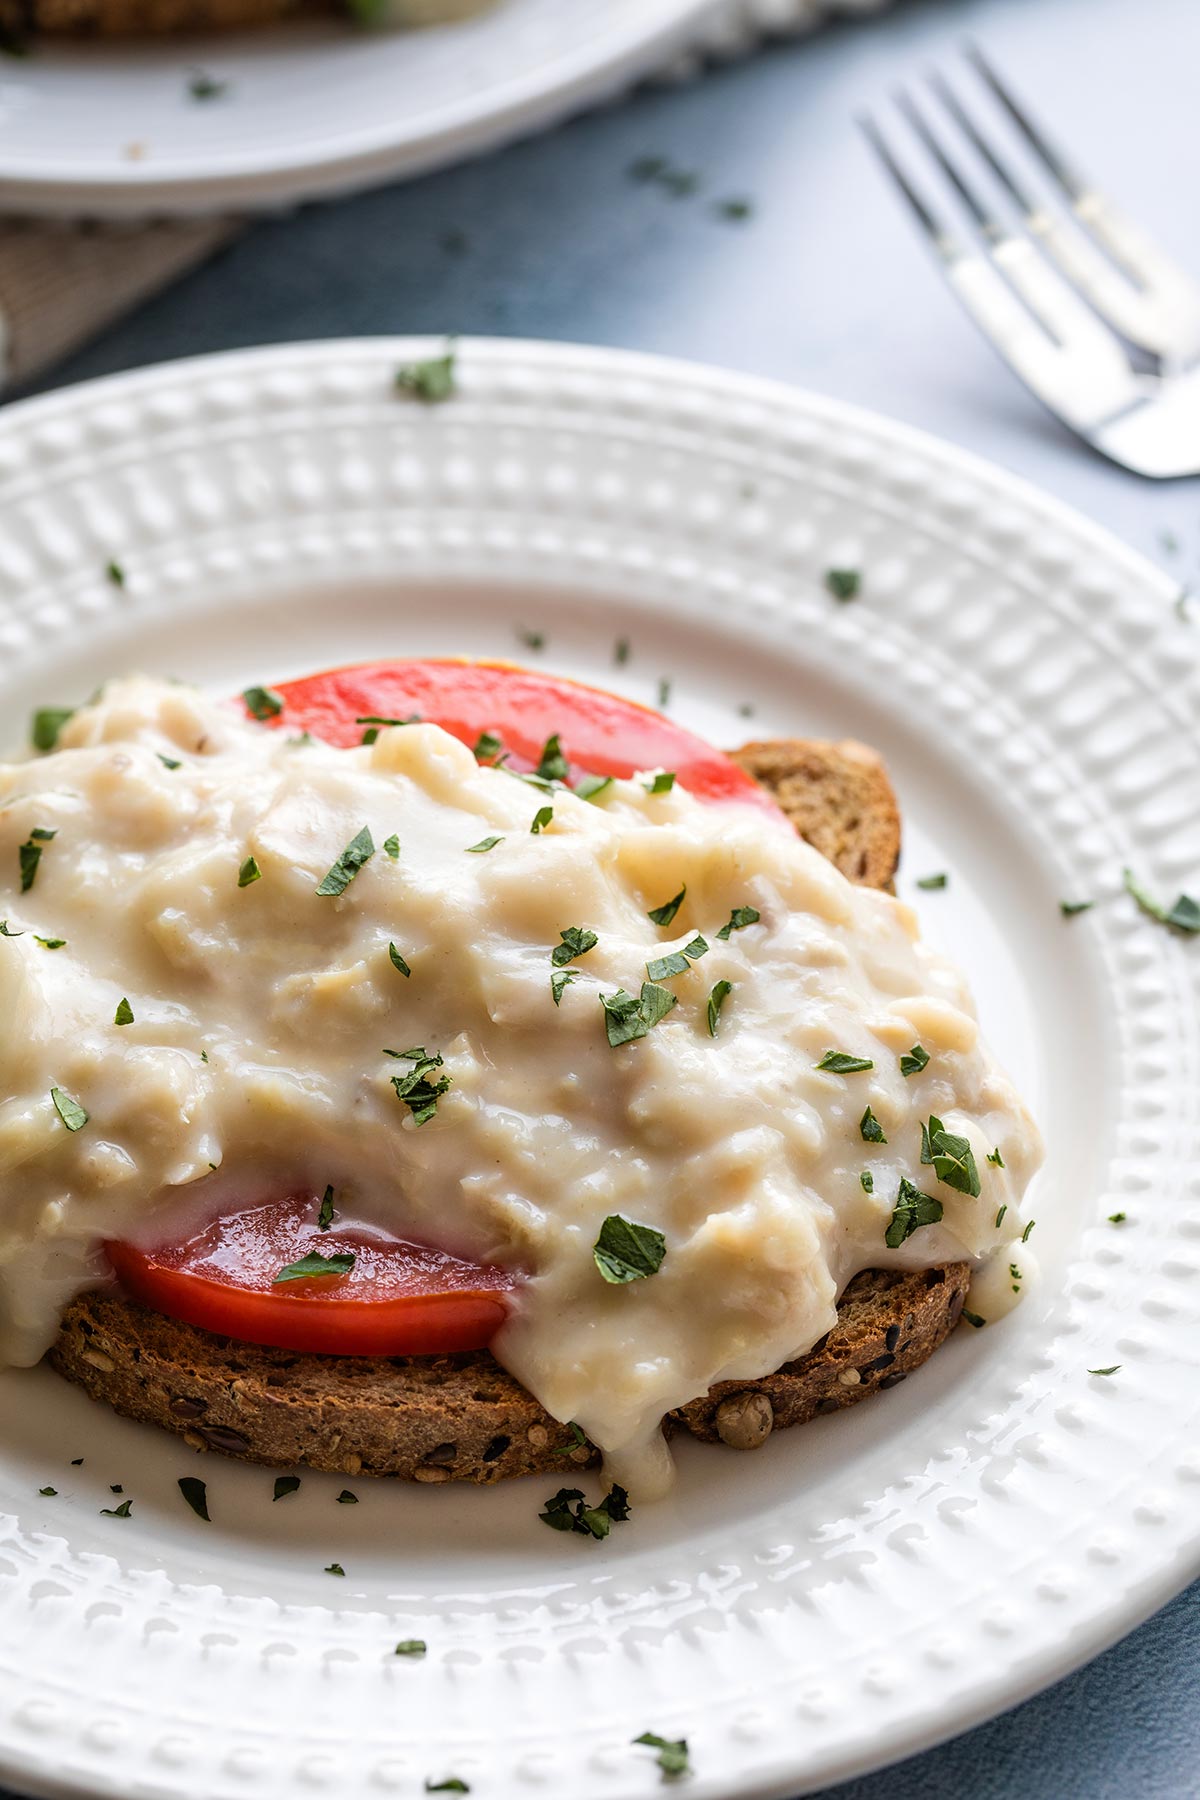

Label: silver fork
[862,46,1200,478]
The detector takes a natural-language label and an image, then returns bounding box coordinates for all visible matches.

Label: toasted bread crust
[49,1264,969,1480]
[47,734,948,1482]
[731,737,901,891]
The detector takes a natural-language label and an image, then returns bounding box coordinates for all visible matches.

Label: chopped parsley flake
[647,884,686,927]
[594,1215,666,1283]
[388,942,412,978]
[860,1170,874,1193]
[517,627,545,652]
[706,979,732,1036]
[1108,1212,1126,1225]
[336,1489,358,1505]
[899,1044,930,1077]
[920,1115,981,1197]
[646,951,689,981]
[535,734,570,783]
[614,637,631,665]
[105,560,126,588]
[425,1780,469,1794]
[31,707,74,752]
[715,195,753,221]
[19,828,56,893]
[238,855,261,888]
[1060,899,1093,918]
[0,921,24,936]
[318,1186,335,1230]
[530,805,554,834]
[51,1087,88,1132]
[1021,1219,1035,1242]
[634,1732,691,1779]
[825,567,861,602]
[885,1176,943,1247]
[539,1482,631,1540]
[575,773,614,802]
[962,1310,986,1329]
[552,1422,589,1456]
[987,1147,1005,1167]
[552,926,598,967]
[465,836,503,854]
[1088,1366,1120,1377]
[34,936,66,950]
[178,1476,210,1520]
[644,771,676,794]
[384,835,400,860]
[995,1205,1007,1227]
[357,714,421,730]
[600,981,677,1047]
[859,1106,886,1143]
[473,729,504,763]
[550,970,577,1005]
[657,677,672,709]
[114,997,134,1026]
[187,69,228,100]
[157,753,182,770]
[273,1476,301,1501]
[394,348,456,403]
[716,904,760,940]
[1123,867,1200,933]
[815,1050,874,1074]
[395,1640,427,1656]
[273,1251,355,1284]
[316,826,375,895]
[916,872,948,890]
[101,1499,133,1518]
[389,1048,451,1125]
[325,1563,345,1577]
[242,685,283,721]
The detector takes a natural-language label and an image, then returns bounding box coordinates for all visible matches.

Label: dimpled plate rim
[0,338,1196,1800]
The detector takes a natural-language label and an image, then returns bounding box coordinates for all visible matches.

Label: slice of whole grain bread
[47,736,956,1481]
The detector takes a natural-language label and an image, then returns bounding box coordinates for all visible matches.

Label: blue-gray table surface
[12,0,1200,1792]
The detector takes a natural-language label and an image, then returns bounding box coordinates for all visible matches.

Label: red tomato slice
[107,1195,517,1356]
[262,658,785,818]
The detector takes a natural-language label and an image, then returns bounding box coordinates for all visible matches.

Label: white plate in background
[0,337,1197,1800]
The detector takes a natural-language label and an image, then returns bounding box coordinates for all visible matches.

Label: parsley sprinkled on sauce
[105,560,126,589]
[1108,1211,1126,1224]
[575,773,614,802]
[885,1177,943,1247]
[614,637,631,666]
[860,1106,886,1143]
[987,1147,1005,1167]
[389,1048,451,1125]
[242,685,283,721]
[552,1422,589,1456]
[187,69,228,101]
[553,926,598,967]
[358,714,421,732]
[336,1489,358,1505]
[114,998,134,1026]
[316,827,375,895]
[706,979,732,1036]
[425,1779,470,1794]
[535,734,569,783]
[51,1088,88,1132]
[962,1309,986,1329]
[388,943,412,978]
[647,884,686,927]
[815,1050,874,1074]
[178,1477,210,1520]
[899,1044,930,1076]
[550,970,577,1006]
[31,707,74,752]
[394,348,456,403]
[920,1116,981,1197]
[916,872,948,891]
[1060,899,1093,918]
[647,936,706,981]
[465,836,503,855]
[395,1640,427,1656]
[530,805,554,834]
[657,677,672,709]
[1009,1262,1022,1292]
[34,936,66,950]
[101,1498,133,1518]
[384,835,400,860]
[594,1215,666,1283]
[325,1563,346,1577]
[237,855,261,888]
[600,981,677,1046]
[273,1251,355,1284]
[19,827,56,893]
[318,1187,335,1230]
[0,921,24,936]
[273,1476,301,1501]
[157,753,182,770]
[634,1733,691,1779]
[860,1170,874,1193]
[825,567,861,602]
[539,1483,631,1540]
[473,729,504,763]
[1122,867,1200,933]
[1021,1219,1035,1242]
[643,771,676,794]
[1088,1366,1120,1377]
[716,904,760,940]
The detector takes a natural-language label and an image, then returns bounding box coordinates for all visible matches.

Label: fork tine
[857,111,959,260]
[893,86,1005,240]
[964,42,1085,202]
[926,70,1035,217]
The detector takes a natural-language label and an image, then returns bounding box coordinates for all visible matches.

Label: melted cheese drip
[0,678,1042,1495]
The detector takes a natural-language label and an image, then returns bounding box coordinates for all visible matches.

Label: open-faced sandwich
[0,660,1041,1501]
[0,0,489,40]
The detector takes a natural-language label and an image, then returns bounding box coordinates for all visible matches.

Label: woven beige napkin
[0,0,887,391]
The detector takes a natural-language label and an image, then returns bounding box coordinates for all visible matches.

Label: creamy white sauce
[0,678,1042,1494]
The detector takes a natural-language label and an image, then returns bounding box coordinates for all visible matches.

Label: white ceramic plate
[0,338,1197,1800]
[0,0,716,218]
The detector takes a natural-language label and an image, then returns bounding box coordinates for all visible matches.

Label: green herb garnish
[316,827,375,896]
[157,753,182,770]
[425,1780,469,1794]
[1108,1212,1126,1224]
[919,1115,981,1197]
[657,677,672,708]
[987,1147,1005,1167]
[1088,1366,1120,1377]
[1021,1218,1035,1242]
[19,827,56,893]
[614,637,631,665]
[0,921,24,936]
[31,707,74,752]
[644,771,676,795]
[646,936,706,982]
[389,1048,451,1125]
[647,885,686,927]
[1060,899,1093,918]
[317,1186,335,1230]
[273,1251,355,1284]
[178,1477,210,1520]
[600,981,677,1047]
[715,904,760,940]
[394,349,456,403]
[552,1422,589,1457]
[105,560,126,588]
[706,979,732,1036]
[473,729,504,763]
[633,1732,690,1779]
[815,1050,874,1074]
[517,627,545,652]
[34,936,66,950]
[51,1087,88,1132]
[962,1310,986,1329]
[916,872,947,890]
[39,1486,57,1497]
[238,855,261,888]
[187,69,227,100]
[531,805,554,834]
[325,1563,345,1577]
[336,1490,358,1505]
[575,773,614,802]
[395,1640,427,1656]
[242,685,283,721]
[885,1176,943,1247]
[535,734,570,783]
[859,1106,886,1144]
[1123,867,1200,933]
[384,835,400,860]
[552,926,598,967]
[550,970,577,1005]
[825,567,861,602]
[114,998,134,1026]
[899,1044,930,1076]
[101,1499,133,1518]
[860,1171,874,1193]
[539,1483,631,1540]
[388,943,412,978]
[273,1476,301,1501]
[593,1214,667,1283]
[465,836,503,855]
